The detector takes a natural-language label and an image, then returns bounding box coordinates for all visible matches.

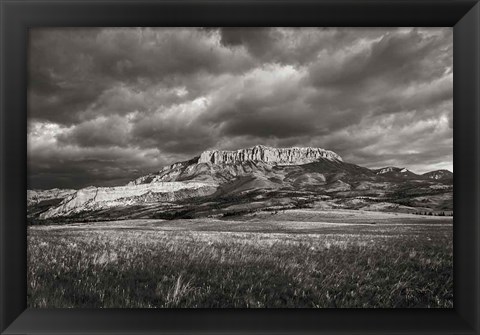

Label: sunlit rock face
[198,145,342,165]
[40,182,217,219]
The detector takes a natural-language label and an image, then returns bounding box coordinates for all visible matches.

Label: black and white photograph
[27,27,453,308]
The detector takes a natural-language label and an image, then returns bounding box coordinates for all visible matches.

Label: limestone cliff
[198,145,342,165]
[40,181,217,219]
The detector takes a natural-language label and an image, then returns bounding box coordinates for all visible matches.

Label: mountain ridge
[198,145,343,165]
[27,145,453,221]
[422,169,454,180]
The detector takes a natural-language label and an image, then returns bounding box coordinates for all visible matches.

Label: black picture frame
[1,0,479,334]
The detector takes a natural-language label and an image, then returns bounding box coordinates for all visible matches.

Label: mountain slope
[373,166,422,180]
[422,169,453,180]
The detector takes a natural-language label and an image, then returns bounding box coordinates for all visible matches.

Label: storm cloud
[28,27,453,189]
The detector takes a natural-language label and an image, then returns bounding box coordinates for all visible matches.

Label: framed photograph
[1,0,479,334]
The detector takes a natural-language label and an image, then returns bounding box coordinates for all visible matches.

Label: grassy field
[27,209,453,308]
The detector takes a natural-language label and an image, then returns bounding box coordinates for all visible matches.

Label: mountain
[422,169,453,180]
[373,166,421,179]
[28,145,454,222]
[128,145,343,185]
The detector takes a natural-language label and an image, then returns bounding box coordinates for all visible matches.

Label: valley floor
[27,209,453,308]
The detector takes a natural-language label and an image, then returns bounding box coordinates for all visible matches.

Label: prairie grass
[27,217,453,308]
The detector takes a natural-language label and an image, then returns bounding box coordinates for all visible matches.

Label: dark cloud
[29,28,253,125]
[308,28,451,88]
[219,28,281,61]
[28,27,453,189]
[56,115,131,148]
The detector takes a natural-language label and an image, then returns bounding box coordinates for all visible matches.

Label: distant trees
[412,211,452,216]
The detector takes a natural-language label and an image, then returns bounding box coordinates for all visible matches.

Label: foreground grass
[27,217,453,308]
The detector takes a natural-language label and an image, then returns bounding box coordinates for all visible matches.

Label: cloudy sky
[28,27,453,189]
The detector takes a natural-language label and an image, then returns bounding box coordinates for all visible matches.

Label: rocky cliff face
[198,145,342,165]
[40,181,217,219]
